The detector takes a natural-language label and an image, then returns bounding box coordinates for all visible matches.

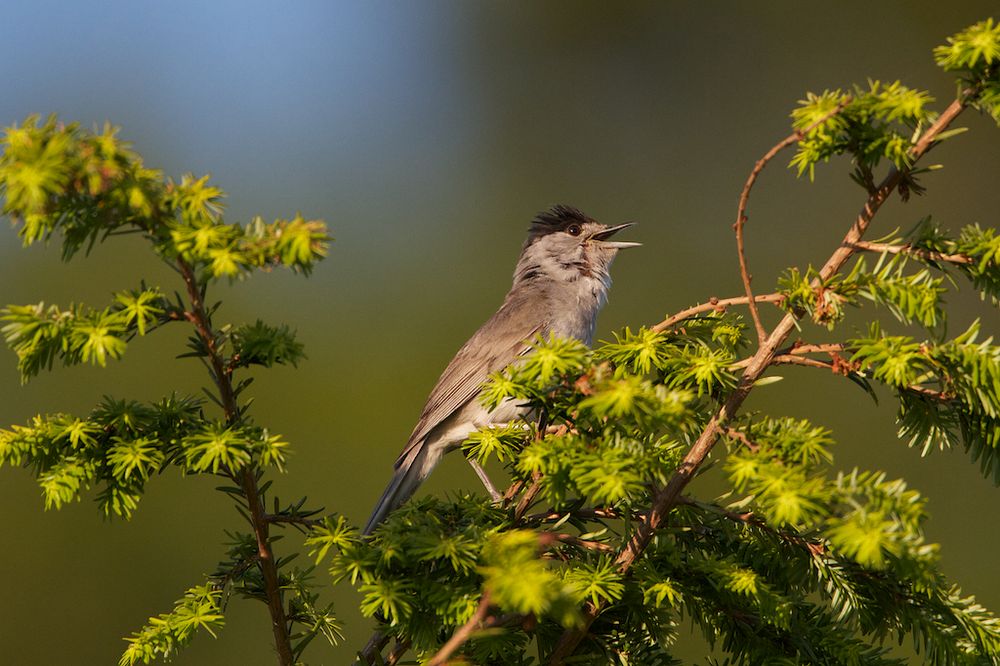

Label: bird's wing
[395,293,546,467]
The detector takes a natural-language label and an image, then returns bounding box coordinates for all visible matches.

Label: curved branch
[547,92,973,663]
[652,293,784,333]
[735,97,853,345]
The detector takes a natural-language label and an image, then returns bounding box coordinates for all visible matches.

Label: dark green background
[1,2,997,663]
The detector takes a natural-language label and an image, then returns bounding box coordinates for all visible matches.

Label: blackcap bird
[363,205,638,534]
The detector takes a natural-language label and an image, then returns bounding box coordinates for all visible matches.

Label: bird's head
[516,205,639,284]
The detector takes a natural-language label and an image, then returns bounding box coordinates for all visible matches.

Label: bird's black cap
[526,205,595,241]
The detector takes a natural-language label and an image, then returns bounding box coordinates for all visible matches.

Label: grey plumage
[363,205,638,535]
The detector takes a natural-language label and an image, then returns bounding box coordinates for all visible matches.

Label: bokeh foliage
[0,15,999,666]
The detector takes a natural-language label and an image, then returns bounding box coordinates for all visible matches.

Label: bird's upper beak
[590,222,641,249]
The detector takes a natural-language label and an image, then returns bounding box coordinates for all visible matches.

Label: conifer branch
[548,90,975,664]
[176,258,294,666]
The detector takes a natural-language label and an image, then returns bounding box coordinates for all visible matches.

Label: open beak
[590,222,641,249]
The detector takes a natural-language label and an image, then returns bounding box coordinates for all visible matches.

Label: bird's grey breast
[542,272,610,345]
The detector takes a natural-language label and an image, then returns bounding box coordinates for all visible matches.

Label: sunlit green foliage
[0,114,329,277]
[934,18,1000,125]
[789,81,933,181]
[778,254,946,330]
[0,287,167,381]
[119,584,225,666]
[317,19,1000,665]
[0,113,335,664]
[849,320,1000,483]
[334,314,999,662]
[2,16,1000,666]
[0,394,292,517]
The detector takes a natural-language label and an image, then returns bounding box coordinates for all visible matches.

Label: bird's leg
[467,458,502,502]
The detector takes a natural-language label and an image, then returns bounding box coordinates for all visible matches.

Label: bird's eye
[566,224,582,236]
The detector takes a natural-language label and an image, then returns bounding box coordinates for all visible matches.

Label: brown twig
[551,533,616,553]
[722,427,759,453]
[514,477,543,521]
[846,240,973,265]
[177,258,294,666]
[902,384,952,401]
[427,592,492,666]
[787,342,847,356]
[744,349,952,400]
[652,293,784,333]
[734,97,853,345]
[523,507,628,524]
[733,342,849,369]
[547,92,972,664]
[770,354,836,371]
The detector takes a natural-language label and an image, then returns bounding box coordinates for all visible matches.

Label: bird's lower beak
[591,222,641,249]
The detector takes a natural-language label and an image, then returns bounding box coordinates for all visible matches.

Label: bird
[362,205,639,535]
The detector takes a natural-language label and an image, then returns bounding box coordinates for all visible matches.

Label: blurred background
[1,2,998,664]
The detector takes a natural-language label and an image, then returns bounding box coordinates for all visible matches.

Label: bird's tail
[362,443,438,536]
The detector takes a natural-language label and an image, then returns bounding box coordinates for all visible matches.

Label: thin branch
[652,293,784,333]
[770,354,836,371]
[511,413,550,520]
[523,508,628,524]
[547,92,973,663]
[427,592,492,666]
[177,258,294,666]
[722,427,759,453]
[551,533,616,553]
[847,240,973,265]
[903,384,952,401]
[733,342,849,369]
[749,349,951,400]
[514,477,542,521]
[734,97,853,345]
[787,342,847,356]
